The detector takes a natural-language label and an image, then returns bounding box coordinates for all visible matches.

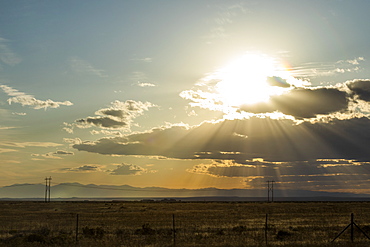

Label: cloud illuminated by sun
[181,52,310,118]
[215,52,308,106]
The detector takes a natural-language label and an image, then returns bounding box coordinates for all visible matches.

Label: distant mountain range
[0,183,369,201]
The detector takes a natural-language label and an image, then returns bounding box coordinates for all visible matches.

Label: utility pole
[267,180,275,202]
[45,177,52,202]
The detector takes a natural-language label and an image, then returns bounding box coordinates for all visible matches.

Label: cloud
[288,57,365,77]
[0,126,17,130]
[53,150,74,155]
[179,56,362,119]
[346,79,370,101]
[72,100,155,131]
[60,165,102,172]
[63,138,82,144]
[69,57,107,78]
[76,117,128,129]
[0,84,73,110]
[130,71,149,83]
[107,163,149,175]
[0,37,22,66]
[189,159,370,191]
[239,87,348,118]
[73,117,370,162]
[205,3,248,40]
[182,77,363,119]
[0,148,17,153]
[266,76,291,88]
[337,57,365,65]
[12,112,26,116]
[90,130,122,136]
[137,82,156,87]
[31,153,62,159]
[1,141,63,148]
[31,150,74,160]
[131,57,153,63]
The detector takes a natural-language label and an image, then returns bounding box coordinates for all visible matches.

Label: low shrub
[82,226,105,239]
[25,233,46,243]
[276,230,292,240]
[135,223,156,235]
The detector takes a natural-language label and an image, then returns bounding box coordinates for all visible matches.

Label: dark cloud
[347,79,370,101]
[266,76,291,88]
[73,117,370,162]
[61,165,100,172]
[53,150,74,155]
[74,100,155,130]
[108,163,147,175]
[76,117,127,129]
[191,159,370,178]
[189,159,370,191]
[97,109,125,118]
[240,88,348,118]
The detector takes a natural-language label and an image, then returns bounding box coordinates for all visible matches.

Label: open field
[0,201,370,246]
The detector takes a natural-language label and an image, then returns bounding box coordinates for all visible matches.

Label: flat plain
[0,201,370,246]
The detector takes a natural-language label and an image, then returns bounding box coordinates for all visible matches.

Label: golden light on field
[215,53,292,107]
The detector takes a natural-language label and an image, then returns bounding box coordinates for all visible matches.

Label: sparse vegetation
[0,201,369,246]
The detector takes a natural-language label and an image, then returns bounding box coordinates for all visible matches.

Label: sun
[215,52,290,107]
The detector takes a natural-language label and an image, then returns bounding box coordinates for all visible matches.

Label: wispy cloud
[289,57,366,78]
[31,153,62,160]
[131,57,153,63]
[0,37,22,66]
[69,57,108,78]
[0,148,17,153]
[0,84,73,110]
[30,150,73,160]
[1,141,62,148]
[0,126,18,130]
[205,3,248,41]
[129,71,157,88]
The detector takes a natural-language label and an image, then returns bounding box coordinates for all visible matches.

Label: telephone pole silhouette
[267,180,275,202]
[44,177,51,202]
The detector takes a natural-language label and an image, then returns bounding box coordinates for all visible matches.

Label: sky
[1,0,370,196]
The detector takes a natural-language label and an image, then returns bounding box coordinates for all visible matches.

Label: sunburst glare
[215,52,293,107]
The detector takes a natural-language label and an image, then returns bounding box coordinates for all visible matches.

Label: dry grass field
[0,201,369,246]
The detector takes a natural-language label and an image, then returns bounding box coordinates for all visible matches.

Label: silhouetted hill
[0,183,369,200]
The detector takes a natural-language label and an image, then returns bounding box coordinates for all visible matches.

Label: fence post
[351,213,354,243]
[265,213,268,246]
[332,213,370,242]
[172,214,176,247]
[76,214,79,243]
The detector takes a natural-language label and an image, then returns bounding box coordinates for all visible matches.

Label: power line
[45,177,51,202]
[267,180,274,202]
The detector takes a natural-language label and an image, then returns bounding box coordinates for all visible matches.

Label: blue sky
[1,0,370,196]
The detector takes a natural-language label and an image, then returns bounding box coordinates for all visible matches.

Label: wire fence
[0,201,370,246]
